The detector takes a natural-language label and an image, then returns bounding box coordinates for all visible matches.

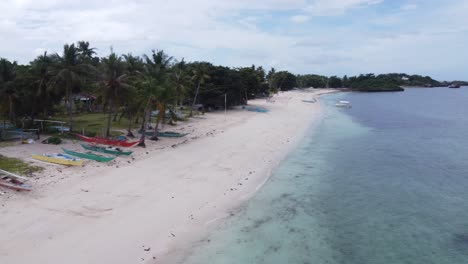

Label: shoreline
[0,89,336,264]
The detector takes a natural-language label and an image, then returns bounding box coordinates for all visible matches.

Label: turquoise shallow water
[181,87,468,264]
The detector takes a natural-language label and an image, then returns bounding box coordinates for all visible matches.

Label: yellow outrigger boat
[32,153,84,166]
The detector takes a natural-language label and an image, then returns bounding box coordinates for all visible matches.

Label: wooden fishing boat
[80,144,132,156]
[75,134,140,147]
[0,169,32,191]
[32,153,84,166]
[138,131,188,138]
[62,148,115,163]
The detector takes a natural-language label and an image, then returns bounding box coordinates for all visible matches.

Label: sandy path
[0,89,332,264]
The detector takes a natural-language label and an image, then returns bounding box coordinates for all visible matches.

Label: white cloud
[305,0,384,16]
[401,3,418,11]
[291,15,310,23]
[0,0,467,80]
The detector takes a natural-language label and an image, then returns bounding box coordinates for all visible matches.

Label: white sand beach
[0,89,335,264]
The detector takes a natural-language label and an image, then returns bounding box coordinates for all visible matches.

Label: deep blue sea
[181,87,468,264]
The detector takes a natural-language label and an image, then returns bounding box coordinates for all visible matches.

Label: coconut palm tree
[137,75,159,146]
[144,50,173,81]
[100,51,131,137]
[0,58,18,124]
[135,50,174,143]
[190,64,210,116]
[171,58,191,107]
[50,43,95,132]
[31,52,55,117]
[77,41,97,64]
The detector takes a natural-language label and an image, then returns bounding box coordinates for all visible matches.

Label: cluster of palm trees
[1,41,279,144]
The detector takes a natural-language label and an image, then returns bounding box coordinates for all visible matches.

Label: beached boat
[62,148,115,163]
[48,125,70,132]
[138,131,188,138]
[74,134,140,147]
[32,153,84,166]
[81,144,133,156]
[0,169,32,191]
[244,106,268,113]
[335,100,352,108]
[302,99,317,103]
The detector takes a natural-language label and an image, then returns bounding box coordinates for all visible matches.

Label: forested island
[0,40,466,132]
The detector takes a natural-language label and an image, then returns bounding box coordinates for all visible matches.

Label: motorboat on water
[448,84,461,88]
[335,100,352,108]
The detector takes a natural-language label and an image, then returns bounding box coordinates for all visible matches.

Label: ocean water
[181,87,468,264]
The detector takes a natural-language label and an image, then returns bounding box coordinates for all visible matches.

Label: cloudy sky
[0,0,467,80]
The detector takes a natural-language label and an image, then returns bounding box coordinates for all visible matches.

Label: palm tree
[123,53,145,75]
[0,58,18,124]
[31,52,54,117]
[77,41,97,64]
[122,53,145,136]
[50,43,94,132]
[144,50,173,81]
[137,75,159,146]
[137,50,174,143]
[190,64,210,116]
[171,58,190,106]
[100,51,130,137]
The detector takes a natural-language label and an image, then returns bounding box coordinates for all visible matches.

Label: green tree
[0,58,18,124]
[31,52,56,117]
[190,63,210,115]
[272,71,297,91]
[328,76,343,88]
[50,43,95,132]
[100,51,131,137]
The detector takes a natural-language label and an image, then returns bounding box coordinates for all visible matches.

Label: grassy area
[54,113,138,136]
[53,110,191,136]
[0,155,43,176]
[0,141,16,148]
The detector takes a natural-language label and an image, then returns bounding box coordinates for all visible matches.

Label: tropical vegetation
[0,41,465,140]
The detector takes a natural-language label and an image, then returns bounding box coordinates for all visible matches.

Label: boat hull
[81,144,132,156]
[75,134,140,147]
[0,178,32,191]
[62,148,115,162]
[32,154,84,166]
[138,131,188,138]
[0,170,32,191]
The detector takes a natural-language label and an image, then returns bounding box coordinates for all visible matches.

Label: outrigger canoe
[62,148,115,163]
[138,131,188,138]
[75,134,140,147]
[32,153,84,166]
[80,144,133,156]
[0,169,32,191]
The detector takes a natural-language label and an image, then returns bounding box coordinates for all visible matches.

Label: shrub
[47,136,62,145]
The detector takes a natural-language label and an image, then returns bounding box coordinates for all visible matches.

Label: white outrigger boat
[0,169,32,191]
[335,100,352,108]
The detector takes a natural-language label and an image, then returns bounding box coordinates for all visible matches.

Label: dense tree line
[1,41,464,141]
[0,41,283,142]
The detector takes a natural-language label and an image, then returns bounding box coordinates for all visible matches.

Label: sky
[0,0,467,81]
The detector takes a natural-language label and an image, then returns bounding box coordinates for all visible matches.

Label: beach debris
[144,247,151,252]
[170,232,176,237]
[81,189,89,193]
